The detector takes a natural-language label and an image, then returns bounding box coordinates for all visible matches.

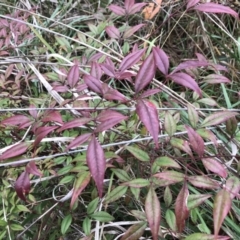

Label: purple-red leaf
[119,48,146,72]
[1,115,31,127]
[203,74,231,84]
[136,100,159,148]
[200,111,239,128]
[187,0,200,9]
[14,171,30,201]
[169,72,202,96]
[70,171,91,208]
[29,104,38,119]
[188,175,219,189]
[41,110,63,124]
[87,136,106,198]
[154,171,185,184]
[225,176,240,199]
[58,118,92,132]
[175,183,189,233]
[128,3,147,15]
[0,142,29,161]
[102,83,128,102]
[193,3,239,19]
[90,62,102,80]
[213,189,232,236]
[153,47,169,75]
[202,158,227,178]
[172,60,209,74]
[105,26,120,39]
[26,161,43,177]
[108,4,125,16]
[34,126,58,148]
[101,63,115,77]
[66,133,91,150]
[135,53,156,93]
[68,64,80,88]
[124,0,134,11]
[123,24,145,39]
[145,187,161,240]
[83,74,103,94]
[95,110,128,132]
[186,126,205,157]
[140,89,161,98]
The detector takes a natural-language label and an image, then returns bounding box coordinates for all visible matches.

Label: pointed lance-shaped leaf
[66,133,91,150]
[57,118,92,132]
[213,189,232,236]
[154,156,181,169]
[101,63,115,78]
[87,136,106,198]
[185,233,230,240]
[126,145,150,162]
[29,104,38,119]
[154,171,185,184]
[169,72,202,96]
[0,142,29,161]
[103,186,128,204]
[95,110,128,132]
[140,89,161,98]
[135,52,156,93]
[136,100,159,148]
[102,83,128,102]
[225,176,240,199]
[153,47,169,75]
[1,115,31,127]
[123,24,145,39]
[121,178,150,188]
[108,4,125,16]
[170,137,193,157]
[119,48,146,72]
[34,126,58,148]
[120,221,147,240]
[171,60,209,74]
[187,194,212,210]
[193,3,239,19]
[26,161,43,177]
[124,0,134,11]
[188,175,219,189]
[187,104,199,128]
[105,26,120,39]
[14,171,30,201]
[202,158,227,178]
[200,111,239,128]
[42,110,63,124]
[128,3,147,15]
[186,126,205,157]
[67,64,80,88]
[70,171,91,208]
[90,62,102,80]
[83,74,103,94]
[197,128,218,146]
[203,74,231,84]
[187,0,201,9]
[175,183,189,233]
[165,112,176,137]
[145,187,161,240]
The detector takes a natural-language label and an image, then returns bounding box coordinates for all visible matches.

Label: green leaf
[55,36,71,52]
[184,233,229,240]
[104,186,128,204]
[164,186,172,207]
[0,220,7,227]
[187,194,212,210]
[61,214,72,235]
[90,211,114,222]
[111,168,131,182]
[83,217,91,235]
[200,111,239,128]
[130,210,147,221]
[126,146,150,162]
[165,209,177,232]
[164,111,176,136]
[187,104,199,128]
[120,221,147,240]
[10,223,24,231]
[121,178,150,188]
[87,197,99,215]
[57,165,73,175]
[16,205,31,212]
[59,175,75,184]
[154,156,181,169]
[130,187,140,200]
